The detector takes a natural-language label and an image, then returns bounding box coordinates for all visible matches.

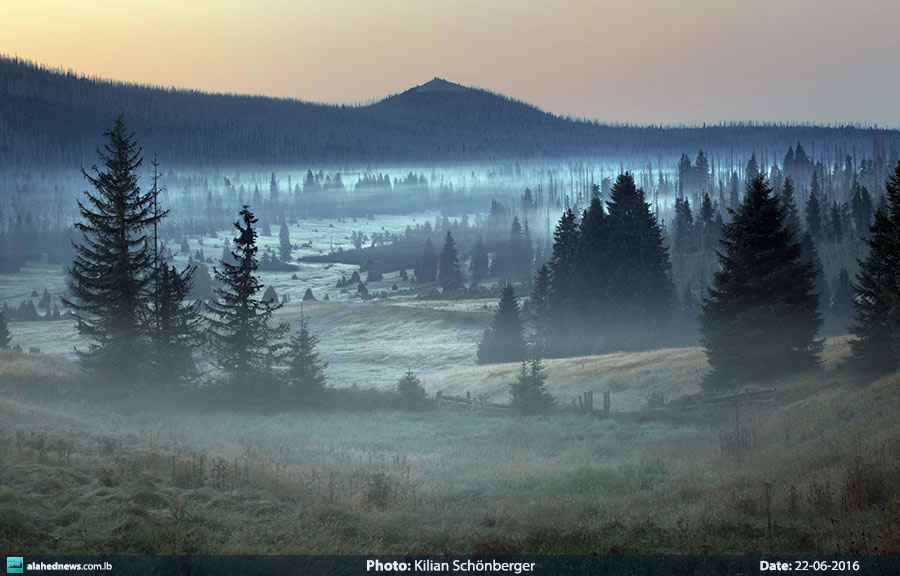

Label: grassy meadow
[1,325,899,555]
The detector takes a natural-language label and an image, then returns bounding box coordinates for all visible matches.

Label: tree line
[476,165,900,390]
[477,172,675,362]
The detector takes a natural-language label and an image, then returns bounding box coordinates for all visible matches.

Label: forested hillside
[2,56,898,170]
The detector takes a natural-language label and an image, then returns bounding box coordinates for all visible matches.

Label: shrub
[397,370,428,410]
[508,355,555,415]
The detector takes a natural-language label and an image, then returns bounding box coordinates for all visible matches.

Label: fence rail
[433,387,776,415]
[681,388,777,408]
[434,390,509,411]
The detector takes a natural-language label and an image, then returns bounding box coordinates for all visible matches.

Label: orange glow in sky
[2,0,898,126]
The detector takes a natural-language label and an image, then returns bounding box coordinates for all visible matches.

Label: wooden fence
[434,390,510,411]
[433,389,613,415]
[433,387,775,415]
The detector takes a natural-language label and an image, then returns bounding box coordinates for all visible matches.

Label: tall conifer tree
[63,117,162,378]
[149,265,205,386]
[699,175,822,387]
[850,162,900,371]
[284,315,328,401]
[419,237,437,283]
[546,209,579,357]
[672,197,697,254]
[469,234,489,287]
[0,309,10,350]
[279,218,292,263]
[477,284,526,364]
[806,172,823,241]
[574,197,609,350]
[605,172,674,344]
[438,230,463,290]
[698,192,717,252]
[530,263,551,352]
[143,154,203,386]
[207,206,288,393]
[781,176,801,234]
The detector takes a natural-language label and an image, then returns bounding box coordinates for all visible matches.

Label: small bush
[397,370,428,411]
[508,355,555,415]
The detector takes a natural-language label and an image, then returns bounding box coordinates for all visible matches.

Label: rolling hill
[1,56,898,170]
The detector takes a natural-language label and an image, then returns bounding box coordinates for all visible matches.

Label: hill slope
[2,56,899,170]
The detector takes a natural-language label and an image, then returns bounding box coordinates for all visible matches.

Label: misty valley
[1,59,899,557]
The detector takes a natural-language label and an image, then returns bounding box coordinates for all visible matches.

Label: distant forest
[2,56,899,170]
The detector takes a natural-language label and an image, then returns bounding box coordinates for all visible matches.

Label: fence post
[603,391,610,414]
[436,390,442,408]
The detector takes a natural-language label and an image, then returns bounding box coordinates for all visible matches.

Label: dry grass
[0,349,80,381]
[822,334,853,369]
[1,335,898,555]
[423,347,708,411]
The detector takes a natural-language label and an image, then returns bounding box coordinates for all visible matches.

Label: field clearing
[282,299,489,388]
[4,283,492,389]
[5,297,858,396]
[0,212,443,311]
[0,260,69,308]
[176,211,441,304]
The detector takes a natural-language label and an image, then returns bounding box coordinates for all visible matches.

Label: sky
[2,0,899,126]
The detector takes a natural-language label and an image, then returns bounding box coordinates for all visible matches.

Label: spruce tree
[207,206,288,393]
[419,237,437,283]
[0,309,11,349]
[546,208,579,357]
[268,172,280,211]
[438,230,463,290]
[477,284,526,364]
[801,232,830,316]
[699,175,822,387]
[39,289,51,315]
[144,155,201,386]
[521,218,534,277]
[745,152,759,183]
[508,354,555,415]
[279,218,292,263]
[698,192,717,252]
[397,370,427,410]
[506,215,531,280]
[574,197,609,351]
[530,263,551,353]
[850,181,874,237]
[148,264,205,386]
[672,197,697,254]
[850,162,900,372]
[605,172,674,344]
[695,150,710,192]
[63,117,162,378]
[806,173,823,241]
[284,315,328,401]
[781,176,801,234]
[729,172,740,209]
[469,234,489,287]
[828,200,843,244]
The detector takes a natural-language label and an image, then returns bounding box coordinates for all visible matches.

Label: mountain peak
[414,77,469,94]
